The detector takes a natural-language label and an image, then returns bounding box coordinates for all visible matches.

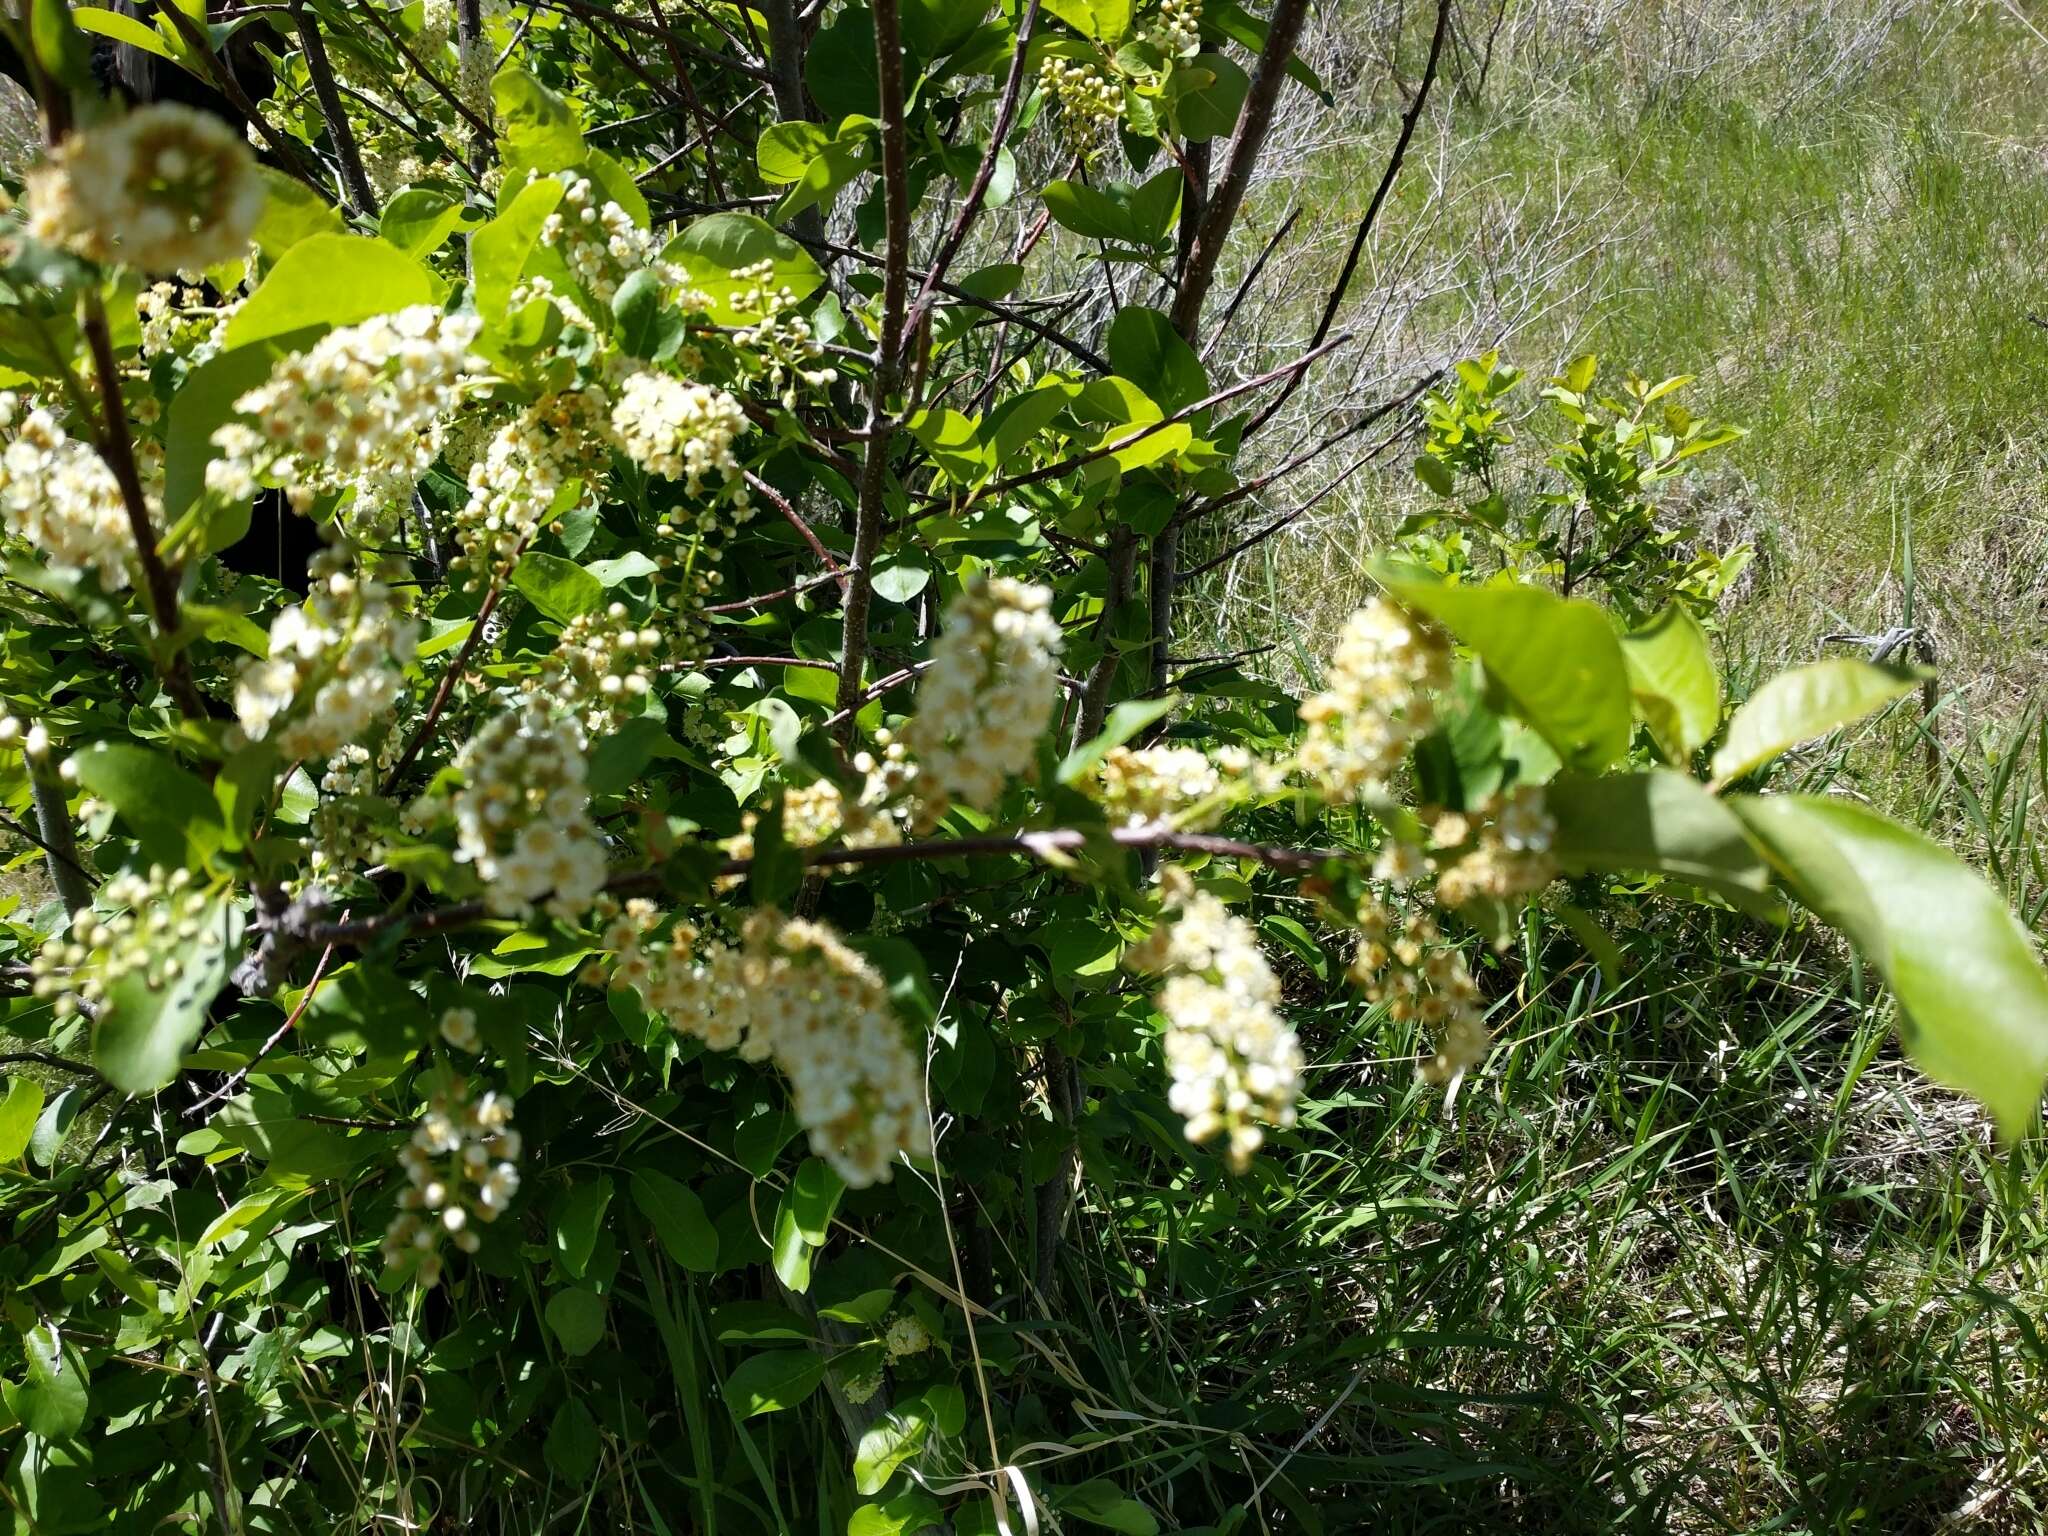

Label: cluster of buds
[382,1075,522,1287]
[540,175,695,306]
[1350,897,1489,1084]
[724,260,841,408]
[1127,867,1303,1170]
[24,103,265,273]
[531,602,670,731]
[1090,743,1275,830]
[31,867,221,1020]
[137,280,236,360]
[1038,56,1125,151]
[1298,599,1451,803]
[1145,0,1203,56]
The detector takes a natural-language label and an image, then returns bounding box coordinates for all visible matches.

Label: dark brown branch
[1167,0,1314,338]
[744,472,847,590]
[1199,203,1300,362]
[79,292,208,719]
[527,0,774,82]
[0,1051,97,1075]
[291,1,379,218]
[901,333,1353,530]
[899,0,1043,346]
[299,824,1347,948]
[382,553,523,792]
[835,0,912,740]
[182,924,343,1119]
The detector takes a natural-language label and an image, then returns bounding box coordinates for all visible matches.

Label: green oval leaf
[1545,770,1776,915]
[544,1288,607,1356]
[1375,565,1633,772]
[722,1347,825,1418]
[1732,794,2048,1141]
[92,893,242,1094]
[1619,604,1721,763]
[550,1174,614,1280]
[630,1170,719,1273]
[1711,658,1918,785]
[222,234,436,352]
[0,1076,45,1164]
[667,213,824,323]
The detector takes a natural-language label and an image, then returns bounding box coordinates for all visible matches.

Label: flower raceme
[206,306,483,531]
[447,701,609,921]
[1128,867,1305,1171]
[233,549,418,763]
[0,397,144,591]
[598,904,930,1188]
[903,577,1065,823]
[382,1074,523,1288]
[25,103,265,274]
[1298,598,1452,804]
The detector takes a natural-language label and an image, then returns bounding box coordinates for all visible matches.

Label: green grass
[1122,4,2048,1528]
[1223,1,2048,710]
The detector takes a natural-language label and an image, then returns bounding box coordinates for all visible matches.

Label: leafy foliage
[0,0,2039,1531]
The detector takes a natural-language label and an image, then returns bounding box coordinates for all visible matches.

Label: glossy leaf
[0,1076,44,1164]
[722,1348,826,1418]
[1376,565,1633,771]
[1619,604,1720,762]
[631,1170,719,1273]
[1711,658,1918,784]
[221,235,435,351]
[1733,794,2048,1140]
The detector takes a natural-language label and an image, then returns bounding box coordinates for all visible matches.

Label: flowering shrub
[0,2,2041,1531]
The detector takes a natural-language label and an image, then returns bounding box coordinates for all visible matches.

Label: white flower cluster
[1350,898,1489,1084]
[207,307,482,529]
[306,734,406,877]
[1298,598,1451,802]
[902,578,1064,823]
[25,104,264,273]
[600,904,931,1187]
[31,866,218,1019]
[450,701,608,920]
[1090,743,1273,830]
[235,549,419,762]
[1429,786,1559,910]
[0,398,142,591]
[1127,867,1303,1171]
[530,601,667,730]
[718,777,902,885]
[540,176,693,306]
[455,386,612,584]
[609,369,748,493]
[884,1312,932,1359]
[382,1075,522,1287]
[138,280,237,360]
